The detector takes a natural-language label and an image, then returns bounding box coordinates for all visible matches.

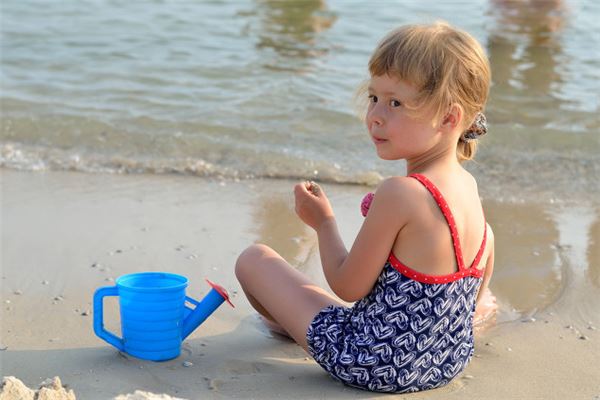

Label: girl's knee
[235,243,274,281]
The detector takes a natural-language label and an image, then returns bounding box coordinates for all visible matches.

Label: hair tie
[460,112,487,143]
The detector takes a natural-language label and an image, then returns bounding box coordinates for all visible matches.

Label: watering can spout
[182,279,234,340]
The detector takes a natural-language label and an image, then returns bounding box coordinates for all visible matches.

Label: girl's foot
[474,287,498,333]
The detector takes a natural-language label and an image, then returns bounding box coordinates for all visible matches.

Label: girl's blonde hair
[364,22,491,162]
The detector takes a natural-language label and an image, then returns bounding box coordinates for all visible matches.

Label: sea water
[1,0,599,202]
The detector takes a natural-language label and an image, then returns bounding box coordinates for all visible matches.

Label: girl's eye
[390,99,402,107]
[368,95,378,103]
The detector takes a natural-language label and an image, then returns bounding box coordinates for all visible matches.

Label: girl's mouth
[372,136,388,144]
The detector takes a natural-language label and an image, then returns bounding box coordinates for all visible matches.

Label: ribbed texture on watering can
[118,273,187,361]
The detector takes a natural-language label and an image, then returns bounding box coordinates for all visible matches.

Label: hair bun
[460,112,487,142]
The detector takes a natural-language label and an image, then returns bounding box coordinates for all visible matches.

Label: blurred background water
[1,0,599,202]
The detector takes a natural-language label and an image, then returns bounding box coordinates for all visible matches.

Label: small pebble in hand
[307,181,320,196]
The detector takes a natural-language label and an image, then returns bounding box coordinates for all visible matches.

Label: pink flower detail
[361,192,374,217]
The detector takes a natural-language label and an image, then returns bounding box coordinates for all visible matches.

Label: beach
[2,1,600,397]
[2,169,599,399]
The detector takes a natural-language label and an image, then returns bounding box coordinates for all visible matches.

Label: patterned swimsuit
[306,174,487,393]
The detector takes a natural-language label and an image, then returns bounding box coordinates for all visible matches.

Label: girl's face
[366,74,438,161]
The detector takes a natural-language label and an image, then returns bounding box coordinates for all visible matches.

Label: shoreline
[1,169,599,399]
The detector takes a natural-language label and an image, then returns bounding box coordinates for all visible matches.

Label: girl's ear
[440,103,463,133]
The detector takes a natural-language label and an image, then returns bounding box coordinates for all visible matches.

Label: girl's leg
[259,314,292,338]
[235,244,345,352]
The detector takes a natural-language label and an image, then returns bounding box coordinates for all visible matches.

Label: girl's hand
[294,181,335,231]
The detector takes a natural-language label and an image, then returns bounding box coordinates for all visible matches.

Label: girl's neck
[406,146,462,176]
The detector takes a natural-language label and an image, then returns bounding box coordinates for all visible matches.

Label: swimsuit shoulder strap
[408,173,487,272]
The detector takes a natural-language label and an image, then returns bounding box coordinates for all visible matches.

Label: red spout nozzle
[206,278,234,308]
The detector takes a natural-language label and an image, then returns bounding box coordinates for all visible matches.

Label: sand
[1,169,599,399]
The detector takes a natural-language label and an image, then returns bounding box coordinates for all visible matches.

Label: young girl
[236,21,496,393]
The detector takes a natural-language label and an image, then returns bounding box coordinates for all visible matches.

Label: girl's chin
[375,149,401,161]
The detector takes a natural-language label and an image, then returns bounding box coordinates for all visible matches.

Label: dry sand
[1,169,599,399]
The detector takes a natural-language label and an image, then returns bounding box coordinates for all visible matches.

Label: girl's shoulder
[367,176,435,226]
[374,176,433,209]
[373,172,484,227]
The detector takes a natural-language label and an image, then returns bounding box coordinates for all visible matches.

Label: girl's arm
[473,225,496,325]
[476,224,495,305]
[295,177,413,302]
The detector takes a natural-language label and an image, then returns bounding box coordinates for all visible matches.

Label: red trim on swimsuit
[387,173,487,284]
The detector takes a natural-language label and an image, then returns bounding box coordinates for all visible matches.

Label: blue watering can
[93,272,233,361]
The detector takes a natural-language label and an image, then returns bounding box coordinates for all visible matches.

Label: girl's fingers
[296,181,316,196]
[294,182,310,197]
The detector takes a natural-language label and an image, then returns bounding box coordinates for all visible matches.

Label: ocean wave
[2,142,598,206]
[0,142,385,186]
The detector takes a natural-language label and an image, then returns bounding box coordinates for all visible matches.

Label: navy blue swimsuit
[306,174,487,393]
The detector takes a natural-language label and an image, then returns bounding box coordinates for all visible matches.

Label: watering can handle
[93,286,124,351]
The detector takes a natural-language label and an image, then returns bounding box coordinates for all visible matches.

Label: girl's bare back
[391,170,491,278]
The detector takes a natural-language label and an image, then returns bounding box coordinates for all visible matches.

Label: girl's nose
[367,105,384,127]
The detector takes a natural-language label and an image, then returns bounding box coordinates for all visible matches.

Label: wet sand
[1,169,599,399]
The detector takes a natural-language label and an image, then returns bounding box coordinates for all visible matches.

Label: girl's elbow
[326,267,372,302]
[332,285,368,303]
